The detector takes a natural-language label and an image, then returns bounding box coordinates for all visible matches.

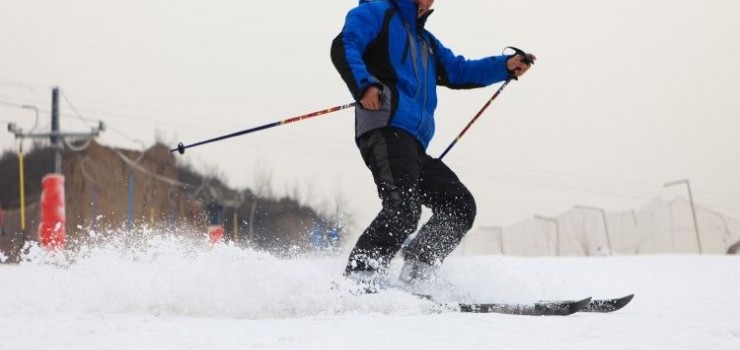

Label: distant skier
[331,0,534,291]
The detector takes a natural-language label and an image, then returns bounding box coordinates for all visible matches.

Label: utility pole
[17,140,26,233]
[6,86,104,250]
[51,87,61,173]
[7,87,105,161]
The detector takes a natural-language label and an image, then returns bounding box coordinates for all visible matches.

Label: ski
[453,297,592,316]
[581,294,634,313]
[415,294,591,316]
[337,283,634,316]
[418,294,634,316]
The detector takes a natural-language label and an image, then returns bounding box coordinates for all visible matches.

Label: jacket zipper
[418,33,430,135]
[402,19,431,137]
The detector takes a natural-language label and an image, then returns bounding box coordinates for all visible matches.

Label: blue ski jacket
[331,0,511,149]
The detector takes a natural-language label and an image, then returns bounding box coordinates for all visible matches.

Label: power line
[0,99,25,109]
[6,90,737,211]
[6,87,104,172]
[103,124,149,147]
[0,78,44,97]
[48,90,239,127]
[38,97,229,137]
[3,83,736,214]
[60,90,97,128]
[1,88,197,134]
[0,91,49,110]
[6,88,353,153]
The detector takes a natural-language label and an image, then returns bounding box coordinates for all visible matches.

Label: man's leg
[403,158,476,267]
[345,128,424,275]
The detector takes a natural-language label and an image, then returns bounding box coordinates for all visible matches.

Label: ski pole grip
[506,46,535,66]
[504,46,535,80]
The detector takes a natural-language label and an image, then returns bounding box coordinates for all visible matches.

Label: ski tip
[582,293,635,313]
[614,294,635,309]
[569,297,593,315]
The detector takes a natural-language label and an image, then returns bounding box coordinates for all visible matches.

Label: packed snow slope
[0,234,738,350]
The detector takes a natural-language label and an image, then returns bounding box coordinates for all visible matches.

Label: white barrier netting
[459,197,740,256]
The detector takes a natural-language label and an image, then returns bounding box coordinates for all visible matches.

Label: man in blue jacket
[331,0,534,291]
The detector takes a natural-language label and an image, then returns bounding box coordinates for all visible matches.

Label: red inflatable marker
[39,174,66,250]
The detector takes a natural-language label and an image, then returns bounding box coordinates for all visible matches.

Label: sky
[1,0,739,231]
[1,236,739,349]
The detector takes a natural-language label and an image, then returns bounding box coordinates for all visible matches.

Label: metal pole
[685,181,702,254]
[21,105,39,132]
[439,47,535,160]
[534,215,560,256]
[128,172,134,231]
[249,200,257,246]
[631,210,640,254]
[664,179,702,254]
[439,79,511,159]
[702,208,730,251]
[575,205,613,255]
[92,187,98,233]
[50,87,61,174]
[19,105,38,234]
[18,142,26,232]
[233,208,239,243]
[172,102,357,154]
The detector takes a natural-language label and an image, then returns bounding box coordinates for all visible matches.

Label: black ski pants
[345,127,476,274]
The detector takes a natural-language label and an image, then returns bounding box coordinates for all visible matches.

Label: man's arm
[331,5,385,101]
[432,36,531,89]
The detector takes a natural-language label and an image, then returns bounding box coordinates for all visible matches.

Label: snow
[1,234,739,350]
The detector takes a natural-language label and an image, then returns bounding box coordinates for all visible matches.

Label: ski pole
[171,102,357,155]
[438,46,534,160]
[438,78,511,160]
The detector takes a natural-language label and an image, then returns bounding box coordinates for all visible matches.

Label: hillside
[0,141,344,262]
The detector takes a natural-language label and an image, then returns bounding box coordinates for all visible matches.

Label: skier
[331,0,534,291]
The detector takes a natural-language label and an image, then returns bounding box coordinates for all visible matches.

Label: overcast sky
[1,0,739,229]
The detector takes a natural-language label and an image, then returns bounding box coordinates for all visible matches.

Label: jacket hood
[390,0,418,24]
[359,0,419,24]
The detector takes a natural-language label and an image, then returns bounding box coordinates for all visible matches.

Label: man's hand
[359,86,382,110]
[507,53,536,78]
